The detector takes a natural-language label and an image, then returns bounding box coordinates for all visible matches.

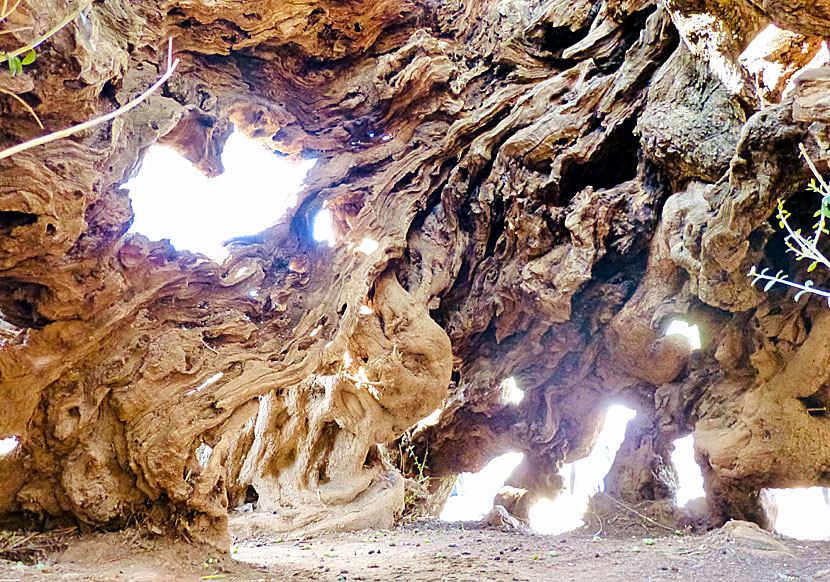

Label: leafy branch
[748,266,830,305]
[0,0,93,74]
[749,144,830,304]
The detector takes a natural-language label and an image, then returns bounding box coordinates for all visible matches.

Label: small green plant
[749,145,830,304]
[407,443,429,484]
[4,48,34,74]
[398,430,432,517]
[0,0,178,144]
[398,430,430,486]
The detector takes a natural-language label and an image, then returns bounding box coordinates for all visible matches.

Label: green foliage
[405,442,429,485]
[3,48,35,75]
[397,428,430,485]
[749,145,830,305]
[398,431,432,517]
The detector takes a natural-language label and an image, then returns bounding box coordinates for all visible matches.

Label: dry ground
[0,516,828,582]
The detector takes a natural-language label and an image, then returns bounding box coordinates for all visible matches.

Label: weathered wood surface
[0,0,828,548]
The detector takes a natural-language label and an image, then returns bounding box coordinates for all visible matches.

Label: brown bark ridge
[0,0,828,549]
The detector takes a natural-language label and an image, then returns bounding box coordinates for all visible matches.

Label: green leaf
[808,262,818,272]
[20,49,36,66]
[763,279,776,292]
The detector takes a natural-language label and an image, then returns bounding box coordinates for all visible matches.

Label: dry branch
[0,88,43,128]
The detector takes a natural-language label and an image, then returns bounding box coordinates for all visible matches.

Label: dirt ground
[0,516,828,582]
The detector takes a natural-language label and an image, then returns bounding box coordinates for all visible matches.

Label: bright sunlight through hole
[441,452,524,522]
[0,436,19,456]
[665,319,702,350]
[501,376,524,404]
[126,129,316,261]
[672,434,705,507]
[768,488,830,540]
[440,405,637,535]
[314,209,336,245]
[356,238,379,255]
[529,405,636,535]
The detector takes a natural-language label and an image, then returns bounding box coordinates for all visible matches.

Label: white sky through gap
[672,434,705,506]
[665,320,702,350]
[126,129,316,261]
[440,405,637,534]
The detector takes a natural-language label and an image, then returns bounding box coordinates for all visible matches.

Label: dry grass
[0,527,77,564]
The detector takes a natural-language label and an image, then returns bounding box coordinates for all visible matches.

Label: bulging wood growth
[0,0,829,549]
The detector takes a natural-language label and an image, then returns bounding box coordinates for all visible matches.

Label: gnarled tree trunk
[0,0,829,549]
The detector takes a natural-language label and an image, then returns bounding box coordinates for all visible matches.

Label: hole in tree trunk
[0,210,37,236]
[765,487,830,540]
[441,452,524,522]
[530,405,635,535]
[798,387,829,418]
[0,436,20,456]
[671,434,705,507]
[125,129,315,261]
[245,484,259,505]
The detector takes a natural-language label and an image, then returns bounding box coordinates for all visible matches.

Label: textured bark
[0,0,829,550]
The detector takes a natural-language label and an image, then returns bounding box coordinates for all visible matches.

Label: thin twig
[201,337,219,354]
[0,39,178,161]
[0,26,31,35]
[0,0,23,21]
[589,509,603,538]
[598,491,677,532]
[0,0,93,64]
[0,88,43,128]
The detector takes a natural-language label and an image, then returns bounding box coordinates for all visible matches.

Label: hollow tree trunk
[1,0,830,550]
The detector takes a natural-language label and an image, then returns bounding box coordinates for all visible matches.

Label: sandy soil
[0,517,828,582]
